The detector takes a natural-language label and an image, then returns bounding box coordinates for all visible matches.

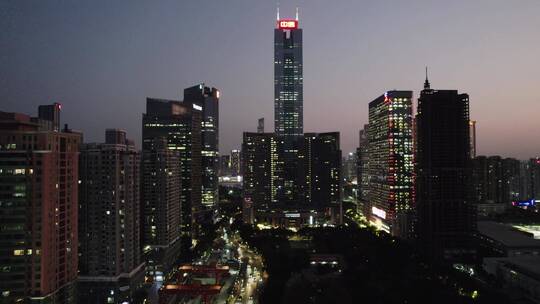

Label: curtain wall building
[183,84,219,209]
[274,11,303,139]
[274,11,305,204]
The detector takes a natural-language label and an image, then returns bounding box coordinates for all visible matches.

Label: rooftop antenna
[296,7,299,21]
[424,66,431,90]
[277,5,280,20]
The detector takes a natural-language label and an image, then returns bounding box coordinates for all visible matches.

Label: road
[144,219,264,304]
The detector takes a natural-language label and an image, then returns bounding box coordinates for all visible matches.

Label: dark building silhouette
[528,158,540,199]
[219,154,231,176]
[366,91,414,238]
[258,118,265,133]
[415,77,476,261]
[183,84,219,209]
[302,132,342,206]
[0,106,81,303]
[472,156,521,204]
[78,129,144,303]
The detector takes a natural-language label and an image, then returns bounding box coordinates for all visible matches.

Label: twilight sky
[1,0,539,159]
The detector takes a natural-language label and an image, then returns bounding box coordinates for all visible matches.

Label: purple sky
[1,0,539,159]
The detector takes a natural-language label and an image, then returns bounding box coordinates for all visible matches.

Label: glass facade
[274,24,303,138]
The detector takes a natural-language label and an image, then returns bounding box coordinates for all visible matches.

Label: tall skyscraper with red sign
[274,8,303,139]
[274,9,304,204]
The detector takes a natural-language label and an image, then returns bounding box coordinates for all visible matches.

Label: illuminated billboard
[512,199,538,207]
[277,19,298,30]
[372,206,386,219]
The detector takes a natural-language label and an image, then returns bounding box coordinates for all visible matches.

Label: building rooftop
[486,256,540,282]
[478,221,540,248]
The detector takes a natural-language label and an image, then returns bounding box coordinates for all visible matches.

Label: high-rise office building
[78,129,144,303]
[366,91,414,238]
[274,10,304,204]
[274,9,303,139]
[142,98,202,237]
[357,125,370,206]
[242,133,284,210]
[230,149,241,176]
[415,77,476,261]
[342,152,357,182]
[532,158,540,199]
[219,154,231,176]
[183,84,219,208]
[302,133,342,206]
[258,118,265,133]
[141,137,182,277]
[0,106,81,303]
[469,120,477,158]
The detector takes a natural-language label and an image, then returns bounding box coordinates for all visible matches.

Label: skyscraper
[469,120,477,158]
[366,91,414,238]
[230,149,241,177]
[219,154,231,176]
[342,152,357,182]
[274,9,303,139]
[183,84,219,208]
[528,158,540,199]
[258,118,265,133]
[275,10,304,204]
[415,77,476,261]
[141,137,182,277]
[0,106,81,303]
[242,132,284,210]
[302,132,342,206]
[142,98,201,239]
[78,129,144,303]
[357,125,370,205]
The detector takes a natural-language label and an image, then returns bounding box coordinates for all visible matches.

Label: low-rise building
[477,221,540,257]
[483,256,540,303]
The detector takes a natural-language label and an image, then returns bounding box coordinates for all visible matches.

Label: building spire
[424,66,431,90]
[277,6,280,20]
[295,7,299,21]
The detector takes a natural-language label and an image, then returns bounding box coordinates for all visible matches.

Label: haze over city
[2,0,539,158]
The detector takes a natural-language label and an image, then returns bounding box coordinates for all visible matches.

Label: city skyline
[2,1,539,159]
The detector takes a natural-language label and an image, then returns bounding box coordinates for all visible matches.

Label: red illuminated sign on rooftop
[277,19,298,30]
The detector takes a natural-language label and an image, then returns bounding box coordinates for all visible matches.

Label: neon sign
[278,19,298,30]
